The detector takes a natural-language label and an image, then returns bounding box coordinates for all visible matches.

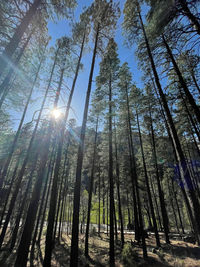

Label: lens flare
[51,108,61,119]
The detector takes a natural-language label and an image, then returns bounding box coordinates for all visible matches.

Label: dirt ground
[0,233,200,266]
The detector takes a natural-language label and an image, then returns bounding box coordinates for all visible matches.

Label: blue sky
[46,0,144,125]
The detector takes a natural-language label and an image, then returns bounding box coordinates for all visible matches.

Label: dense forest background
[0,0,200,266]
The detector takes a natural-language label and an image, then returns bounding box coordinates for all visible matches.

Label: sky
[46,0,144,126]
[9,0,145,130]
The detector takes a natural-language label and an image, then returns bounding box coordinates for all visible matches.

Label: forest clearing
[0,0,200,266]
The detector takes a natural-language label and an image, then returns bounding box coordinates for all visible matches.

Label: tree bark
[0,0,41,78]
[70,23,99,267]
[162,34,200,125]
[43,30,86,267]
[136,110,160,247]
[84,117,99,257]
[138,7,200,243]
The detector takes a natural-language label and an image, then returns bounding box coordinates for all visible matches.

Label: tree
[123,0,200,243]
[70,1,119,266]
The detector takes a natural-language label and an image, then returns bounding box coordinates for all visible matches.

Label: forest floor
[0,232,200,266]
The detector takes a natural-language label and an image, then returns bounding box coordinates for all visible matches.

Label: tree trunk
[125,91,147,258]
[9,150,39,251]
[125,91,140,243]
[43,30,86,267]
[0,0,41,78]
[30,143,56,258]
[0,49,44,189]
[70,23,99,267]
[98,166,101,236]
[84,117,99,257]
[114,121,124,247]
[147,102,170,243]
[0,28,34,99]
[136,111,160,247]
[162,34,200,125]
[14,50,64,267]
[138,8,200,243]
[179,0,200,35]
[108,61,115,267]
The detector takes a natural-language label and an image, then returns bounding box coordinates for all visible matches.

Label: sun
[51,108,61,119]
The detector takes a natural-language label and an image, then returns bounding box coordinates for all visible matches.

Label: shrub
[121,243,138,267]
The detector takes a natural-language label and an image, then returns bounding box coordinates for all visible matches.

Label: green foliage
[121,244,138,267]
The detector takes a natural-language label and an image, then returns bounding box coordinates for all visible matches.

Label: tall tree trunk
[0,0,41,78]
[0,151,22,227]
[149,174,162,231]
[125,96,147,258]
[14,51,64,267]
[136,111,160,247]
[30,143,56,258]
[162,35,200,125]
[9,149,40,251]
[114,121,124,247]
[108,63,115,267]
[58,164,69,239]
[147,102,170,243]
[98,165,101,236]
[0,28,34,98]
[37,152,56,245]
[84,117,99,257]
[178,89,200,143]
[53,154,69,243]
[0,49,44,188]
[102,175,105,225]
[171,179,185,234]
[0,47,59,250]
[70,23,100,267]
[43,30,86,267]
[125,92,140,243]
[137,7,200,243]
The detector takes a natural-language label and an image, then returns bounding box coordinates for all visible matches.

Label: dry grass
[0,233,200,266]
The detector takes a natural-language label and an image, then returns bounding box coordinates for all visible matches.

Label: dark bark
[114,121,124,247]
[14,128,53,267]
[138,7,200,242]
[84,117,99,257]
[9,150,39,251]
[108,61,115,267]
[171,179,185,234]
[53,154,69,242]
[149,174,163,231]
[136,111,160,247]
[0,49,44,188]
[0,28,34,99]
[162,35,200,125]
[125,90,140,243]
[125,93,147,258]
[14,49,64,267]
[30,143,56,258]
[0,0,41,77]
[147,102,170,243]
[70,23,99,267]
[191,72,200,95]
[0,152,22,227]
[43,30,86,267]
[98,166,101,236]
[37,152,56,245]
[0,47,59,250]
[102,175,105,224]
[179,0,200,35]
[58,167,69,239]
